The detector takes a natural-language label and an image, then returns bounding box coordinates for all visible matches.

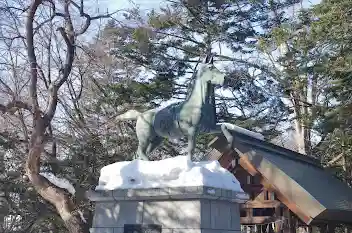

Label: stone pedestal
[87,186,248,233]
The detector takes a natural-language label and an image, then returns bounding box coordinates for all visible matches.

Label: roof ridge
[210,131,322,168]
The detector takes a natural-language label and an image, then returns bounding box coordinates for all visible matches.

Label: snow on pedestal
[95,155,244,193]
[89,156,248,233]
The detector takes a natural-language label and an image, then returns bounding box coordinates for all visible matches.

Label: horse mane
[184,67,199,101]
[184,64,214,103]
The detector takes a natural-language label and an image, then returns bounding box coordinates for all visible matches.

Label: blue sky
[103,0,322,12]
[96,0,167,12]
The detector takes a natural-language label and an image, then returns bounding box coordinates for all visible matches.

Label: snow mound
[95,155,244,192]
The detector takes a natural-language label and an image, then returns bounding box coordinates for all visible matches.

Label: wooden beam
[218,150,234,168]
[240,184,263,193]
[208,136,230,155]
[241,216,277,224]
[325,153,343,167]
[208,136,220,148]
[206,148,223,161]
[261,179,272,190]
[238,156,258,176]
[241,200,281,208]
[238,155,313,225]
[259,176,313,225]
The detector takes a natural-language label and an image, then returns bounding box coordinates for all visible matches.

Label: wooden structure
[205,132,352,233]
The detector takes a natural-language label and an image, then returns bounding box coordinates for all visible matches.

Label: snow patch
[217,122,264,140]
[78,210,87,223]
[117,133,133,137]
[206,188,216,194]
[95,155,244,193]
[3,214,21,231]
[40,172,75,196]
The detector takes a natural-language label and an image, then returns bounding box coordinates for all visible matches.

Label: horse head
[197,55,225,87]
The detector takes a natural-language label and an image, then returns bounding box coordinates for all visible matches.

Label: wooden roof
[206,132,352,225]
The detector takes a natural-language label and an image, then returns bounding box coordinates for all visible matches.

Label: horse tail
[116,109,142,121]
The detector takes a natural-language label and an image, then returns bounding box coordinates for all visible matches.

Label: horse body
[116,56,230,161]
[153,102,185,139]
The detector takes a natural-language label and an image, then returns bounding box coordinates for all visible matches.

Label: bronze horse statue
[116,55,263,161]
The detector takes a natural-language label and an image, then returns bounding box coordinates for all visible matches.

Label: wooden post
[327,224,336,233]
[275,206,281,217]
[311,226,319,233]
[320,224,327,233]
[308,226,312,233]
[283,208,296,233]
[283,208,290,233]
[346,225,352,233]
[290,214,297,233]
[319,223,335,233]
[247,208,253,218]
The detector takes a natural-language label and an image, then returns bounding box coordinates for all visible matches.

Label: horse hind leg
[187,133,196,161]
[135,136,162,161]
[146,136,163,156]
[135,115,153,161]
[135,128,151,161]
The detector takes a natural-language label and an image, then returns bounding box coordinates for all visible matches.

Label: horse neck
[183,78,208,109]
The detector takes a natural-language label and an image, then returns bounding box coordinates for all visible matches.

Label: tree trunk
[23,0,115,231]
[294,117,306,154]
[24,0,87,231]
[25,120,86,233]
[292,93,307,155]
[291,89,312,156]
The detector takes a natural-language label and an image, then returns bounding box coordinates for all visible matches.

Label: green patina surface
[116,55,234,161]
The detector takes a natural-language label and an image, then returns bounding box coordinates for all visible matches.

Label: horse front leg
[187,132,196,161]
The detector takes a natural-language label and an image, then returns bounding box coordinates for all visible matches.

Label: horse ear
[203,55,208,63]
[209,55,214,64]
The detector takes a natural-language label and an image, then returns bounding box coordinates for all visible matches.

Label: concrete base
[87,186,248,233]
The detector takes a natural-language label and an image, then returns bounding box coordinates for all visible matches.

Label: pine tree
[306,0,352,183]
[100,0,302,158]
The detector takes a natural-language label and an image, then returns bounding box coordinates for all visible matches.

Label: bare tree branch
[325,153,344,167]
[26,0,41,117]
[0,78,14,96]
[44,1,75,122]
[0,100,34,114]
[0,6,29,13]
[20,0,121,232]
[33,0,65,34]
[70,0,119,36]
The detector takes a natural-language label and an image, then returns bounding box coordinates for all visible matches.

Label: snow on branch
[40,172,75,196]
